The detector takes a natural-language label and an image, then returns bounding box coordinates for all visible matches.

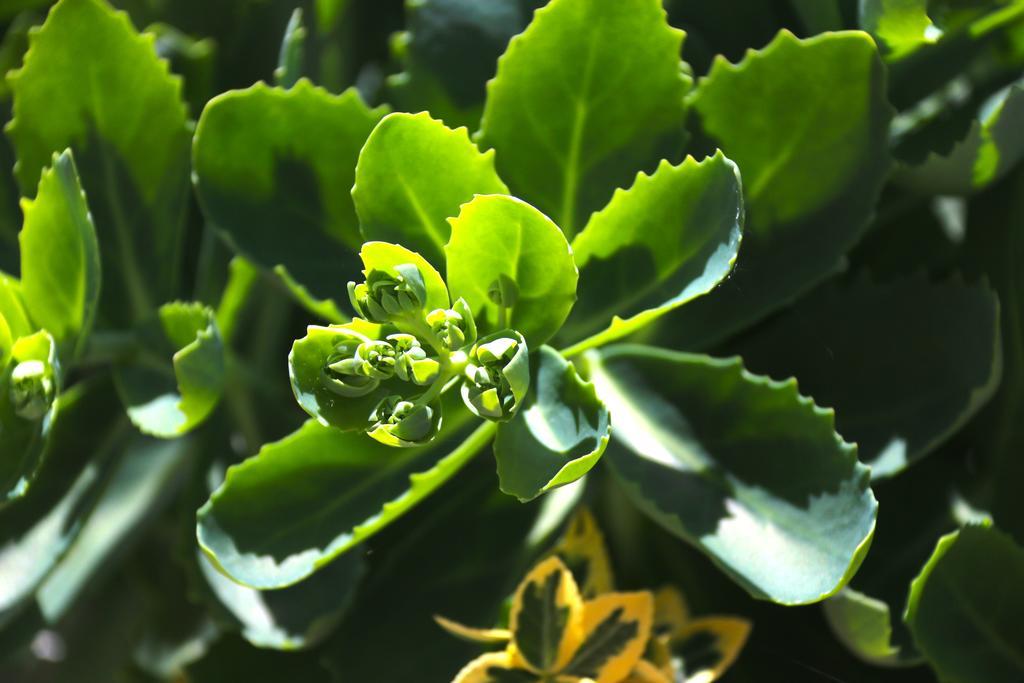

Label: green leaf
[823,588,912,667]
[0,274,32,340]
[196,411,496,589]
[561,152,742,352]
[197,548,364,650]
[585,345,877,605]
[115,302,225,438]
[353,112,508,267]
[860,0,939,58]
[1,330,59,503]
[668,30,893,348]
[446,194,577,346]
[193,81,387,309]
[477,0,691,238]
[905,524,1024,683]
[730,276,1002,478]
[18,150,100,360]
[0,377,124,628]
[7,0,191,325]
[897,79,1024,194]
[493,346,609,502]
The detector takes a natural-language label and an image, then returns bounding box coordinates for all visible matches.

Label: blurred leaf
[0,377,124,629]
[493,346,609,502]
[196,546,363,650]
[897,78,1024,194]
[730,276,1002,478]
[586,345,877,605]
[115,302,225,438]
[149,22,217,115]
[196,409,494,589]
[478,0,691,238]
[274,8,306,89]
[353,112,507,267]
[33,434,193,623]
[905,524,1024,683]
[193,81,387,310]
[823,587,913,666]
[860,0,938,58]
[7,0,191,325]
[561,152,742,352]
[19,150,100,360]
[960,169,1024,543]
[446,194,577,346]
[668,30,892,348]
[387,0,544,128]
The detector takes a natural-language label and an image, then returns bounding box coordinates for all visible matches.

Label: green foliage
[477,0,691,237]
[354,112,507,266]
[193,80,387,310]
[446,194,577,346]
[7,0,191,325]
[18,151,100,359]
[905,524,1024,683]
[0,0,1022,680]
[586,345,876,605]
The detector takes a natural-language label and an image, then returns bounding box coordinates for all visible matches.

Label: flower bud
[10,359,55,420]
[348,264,427,323]
[387,334,440,385]
[322,333,381,397]
[426,298,478,352]
[461,331,529,422]
[355,340,397,379]
[367,395,442,447]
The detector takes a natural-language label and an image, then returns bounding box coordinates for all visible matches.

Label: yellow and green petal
[652,586,690,639]
[674,617,751,683]
[453,651,540,683]
[435,614,512,644]
[562,591,654,683]
[622,659,673,683]
[509,556,585,674]
[553,507,615,598]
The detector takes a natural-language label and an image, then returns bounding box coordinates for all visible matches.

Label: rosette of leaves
[197,0,885,613]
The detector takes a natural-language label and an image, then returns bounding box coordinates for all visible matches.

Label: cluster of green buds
[347,264,427,324]
[294,252,531,448]
[462,332,529,421]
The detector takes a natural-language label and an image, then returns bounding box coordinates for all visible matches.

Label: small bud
[355,340,397,379]
[461,331,530,422]
[322,335,380,397]
[10,359,54,420]
[426,298,478,352]
[388,334,440,385]
[348,264,427,323]
[367,395,442,447]
[487,274,519,309]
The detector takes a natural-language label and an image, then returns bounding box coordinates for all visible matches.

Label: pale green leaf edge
[589,345,878,605]
[562,151,743,357]
[196,420,497,589]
